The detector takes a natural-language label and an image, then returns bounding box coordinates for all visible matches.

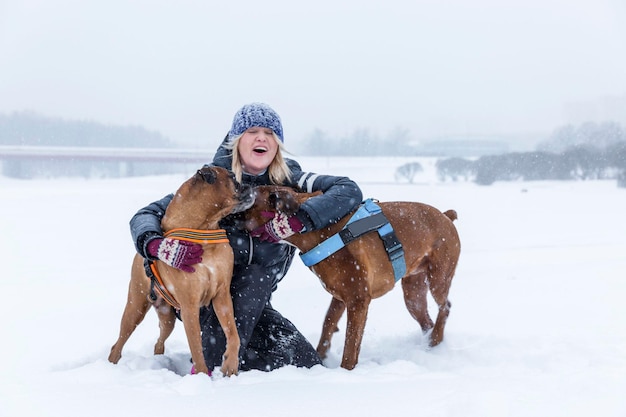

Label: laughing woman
[129,103,362,374]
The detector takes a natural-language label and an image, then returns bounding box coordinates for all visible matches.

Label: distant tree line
[536,121,625,153]
[300,127,415,156]
[0,111,175,148]
[392,121,626,187]
[436,142,626,186]
[432,121,626,187]
[4,112,626,186]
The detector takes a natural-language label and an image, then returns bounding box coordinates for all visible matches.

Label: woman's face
[237,127,279,175]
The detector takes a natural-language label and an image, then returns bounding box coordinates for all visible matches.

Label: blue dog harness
[299,199,407,281]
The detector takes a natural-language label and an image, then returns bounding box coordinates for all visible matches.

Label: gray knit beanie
[228,102,284,142]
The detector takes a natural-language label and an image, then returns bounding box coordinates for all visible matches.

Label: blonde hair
[226,133,292,184]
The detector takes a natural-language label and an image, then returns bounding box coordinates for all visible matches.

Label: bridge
[0,145,215,178]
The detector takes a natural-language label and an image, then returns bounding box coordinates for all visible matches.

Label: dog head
[162,165,254,230]
[241,185,321,231]
[195,165,255,214]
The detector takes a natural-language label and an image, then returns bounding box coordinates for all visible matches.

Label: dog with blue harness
[243,186,461,370]
[300,198,406,282]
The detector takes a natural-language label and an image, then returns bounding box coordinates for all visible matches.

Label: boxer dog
[108,165,254,376]
[243,186,460,370]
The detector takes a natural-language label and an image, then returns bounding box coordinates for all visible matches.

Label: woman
[130,103,363,373]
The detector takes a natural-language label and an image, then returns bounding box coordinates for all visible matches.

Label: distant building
[413,137,510,157]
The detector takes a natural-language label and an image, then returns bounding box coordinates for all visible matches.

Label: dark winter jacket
[130,135,363,290]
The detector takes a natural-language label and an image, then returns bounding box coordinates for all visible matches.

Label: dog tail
[443,209,457,222]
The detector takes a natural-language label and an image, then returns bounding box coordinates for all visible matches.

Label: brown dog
[243,186,460,370]
[108,166,254,375]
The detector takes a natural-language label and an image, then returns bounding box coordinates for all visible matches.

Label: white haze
[1,0,626,149]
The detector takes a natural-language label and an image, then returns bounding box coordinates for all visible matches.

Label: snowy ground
[1,157,625,417]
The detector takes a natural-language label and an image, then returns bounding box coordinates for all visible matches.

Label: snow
[1,157,625,417]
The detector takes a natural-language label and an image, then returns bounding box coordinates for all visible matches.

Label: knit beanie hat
[228,102,284,142]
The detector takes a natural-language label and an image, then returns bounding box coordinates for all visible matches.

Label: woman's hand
[147,237,203,272]
[251,211,304,243]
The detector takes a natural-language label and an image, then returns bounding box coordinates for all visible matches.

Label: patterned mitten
[250,211,304,243]
[147,238,203,272]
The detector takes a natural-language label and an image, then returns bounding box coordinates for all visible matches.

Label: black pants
[200,263,322,372]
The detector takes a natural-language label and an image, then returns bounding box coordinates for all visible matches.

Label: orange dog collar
[164,228,229,244]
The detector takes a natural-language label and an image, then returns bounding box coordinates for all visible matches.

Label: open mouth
[253,146,268,154]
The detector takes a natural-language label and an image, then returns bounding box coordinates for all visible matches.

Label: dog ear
[197,166,217,184]
[268,192,279,209]
[270,190,301,215]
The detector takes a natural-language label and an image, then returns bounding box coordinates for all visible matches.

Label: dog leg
[427,236,459,347]
[341,297,371,370]
[429,300,451,347]
[109,259,152,364]
[316,297,345,359]
[211,289,241,376]
[108,298,151,363]
[179,306,209,375]
[427,265,454,347]
[153,300,177,355]
[401,272,434,332]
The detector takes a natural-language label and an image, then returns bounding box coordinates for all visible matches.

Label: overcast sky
[1,0,625,149]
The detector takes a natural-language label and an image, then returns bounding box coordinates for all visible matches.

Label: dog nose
[242,184,255,201]
[239,183,252,196]
[228,172,242,190]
